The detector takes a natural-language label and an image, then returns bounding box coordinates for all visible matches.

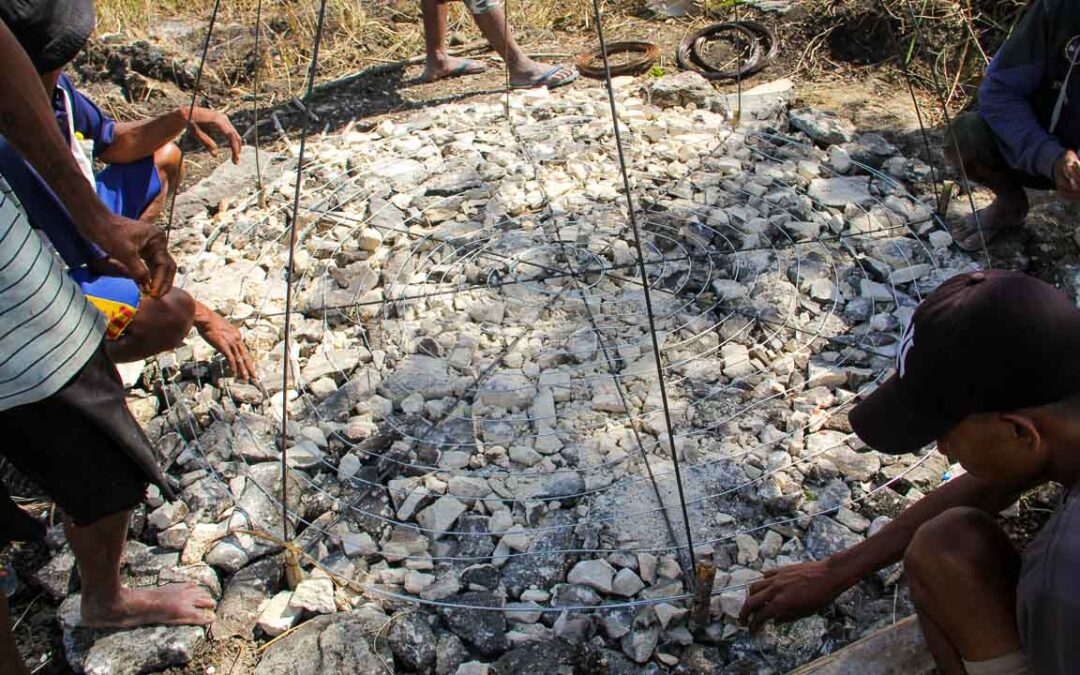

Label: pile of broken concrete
[30,71,975,674]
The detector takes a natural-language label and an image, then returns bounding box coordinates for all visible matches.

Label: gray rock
[553,612,593,643]
[438,591,509,656]
[417,496,467,537]
[844,133,898,168]
[504,601,542,624]
[379,355,459,402]
[254,611,390,675]
[388,612,437,671]
[257,591,301,637]
[566,559,615,594]
[58,594,204,674]
[621,624,661,663]
[808,177,874,208]
[172,145,274,224]
[889,264,932,285]
[550,583,602,607]
[805,516,863,560]
[790,108,856,146]
[424,168,484,197]
[722,78,795,121]
[83,626,204,675]
[211,556,281,640]
[208,463,302,573]
[491,638,581,674]
[600,607,635,639]
[643,71,720,110]
[33,548,76,600]
[478,373,537,410]
[610,568,645,597]
[436,632,468,675]
[501,510,575,597]
[828,145,852,174]
[288,577,337,615]
[824,444,881,482]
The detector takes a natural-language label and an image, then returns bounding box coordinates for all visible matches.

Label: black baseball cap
[850,269,1080,455]
[0,0,95,72]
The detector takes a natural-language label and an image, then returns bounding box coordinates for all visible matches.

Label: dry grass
[790,0,1028,118]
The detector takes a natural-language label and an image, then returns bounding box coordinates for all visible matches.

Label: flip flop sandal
[422,58,488,83]
[510,65,579,90]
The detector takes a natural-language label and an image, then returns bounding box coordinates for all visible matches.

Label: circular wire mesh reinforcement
[156,83,965,617]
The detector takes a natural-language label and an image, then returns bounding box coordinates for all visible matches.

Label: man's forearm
[0,20,113,236]
[827,473,1027,586]
[99,110,188,165]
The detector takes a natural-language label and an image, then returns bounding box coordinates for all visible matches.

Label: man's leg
[421,0,487,81]
[138,142,181,224]
[468,4,574,87]
[945,112,1031,251]
[107,287,196,364]
[904,506,1023,675]
[0,594,30,675]
[67,511,214,628]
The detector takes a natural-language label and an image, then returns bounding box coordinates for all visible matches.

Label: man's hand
[193,304,256,382]
[181,107,242,165]
[80,208,175,299]
[1053,149,1080,198]
[738,559,850,632]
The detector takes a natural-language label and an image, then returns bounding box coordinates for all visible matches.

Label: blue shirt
[0,74,116,268]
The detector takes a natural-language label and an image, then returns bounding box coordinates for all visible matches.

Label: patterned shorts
[70,269,141,340]
[460,0,500,14]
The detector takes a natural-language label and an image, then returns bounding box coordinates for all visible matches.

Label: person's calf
[905,507,1022,663]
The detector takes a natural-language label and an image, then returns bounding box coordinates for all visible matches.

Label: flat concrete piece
[789,615,934,675]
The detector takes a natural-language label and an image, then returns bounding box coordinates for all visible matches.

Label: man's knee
[154,142,182,187]
[158,289,196,347]
[905,507,1008,589]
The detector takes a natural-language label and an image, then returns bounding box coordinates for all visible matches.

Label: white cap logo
[897,321,915,379]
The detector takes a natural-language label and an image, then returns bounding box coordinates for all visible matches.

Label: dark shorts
[0,343,156,544]
[94,155,162,221]
[947,111,1055,191]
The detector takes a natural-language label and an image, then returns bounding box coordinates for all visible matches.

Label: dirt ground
[6,4,1076,673]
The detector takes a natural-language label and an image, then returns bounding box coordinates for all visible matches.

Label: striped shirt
[0,175,103,411]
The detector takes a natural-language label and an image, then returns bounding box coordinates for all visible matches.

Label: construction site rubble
[45,73,976,673]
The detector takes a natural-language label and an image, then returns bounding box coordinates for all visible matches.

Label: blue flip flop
[422,58,488,83]
[510,64,579,90]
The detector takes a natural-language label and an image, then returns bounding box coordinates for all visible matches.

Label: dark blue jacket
[979,0,1080,179]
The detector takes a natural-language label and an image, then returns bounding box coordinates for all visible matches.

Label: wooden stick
[690,560,716,628]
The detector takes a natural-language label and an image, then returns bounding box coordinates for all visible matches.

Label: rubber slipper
[510,64,579,90]
[421,58,488,83]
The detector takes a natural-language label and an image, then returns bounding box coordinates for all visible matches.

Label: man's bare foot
[81,583,216,629]
[508,60,577,89]
[421,56,488,82]
[949,194,1028,252]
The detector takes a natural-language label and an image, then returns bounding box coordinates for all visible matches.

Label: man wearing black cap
[0,3,212,673]
[740,270,1080,674]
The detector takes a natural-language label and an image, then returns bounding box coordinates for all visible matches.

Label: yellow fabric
[84,294,136,340]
